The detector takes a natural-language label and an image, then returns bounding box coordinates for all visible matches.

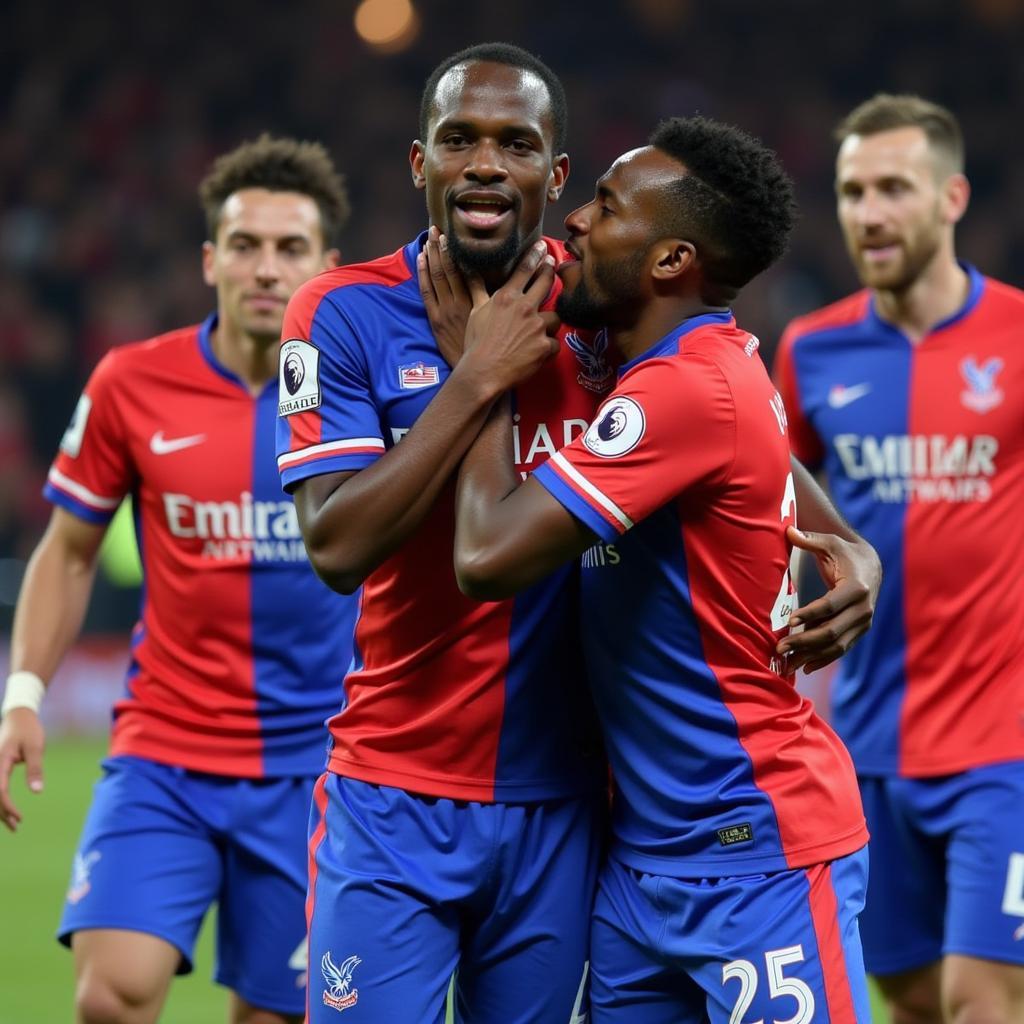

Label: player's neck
[871,253,969,344]
[210,322,278,394]
[610,299,727,363]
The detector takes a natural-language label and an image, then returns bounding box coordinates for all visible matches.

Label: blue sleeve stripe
[43,483,116,525]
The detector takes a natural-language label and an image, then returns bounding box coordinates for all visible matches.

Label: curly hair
[198,134,350,246]
[419,42,567,153]
[835,93,963,175]
[649,116,796,297]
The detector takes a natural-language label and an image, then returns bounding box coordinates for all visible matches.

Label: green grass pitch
[2,736,888,1022]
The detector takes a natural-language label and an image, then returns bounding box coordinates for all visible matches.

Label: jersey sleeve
[772,324,825,469]
[532,356,736,542]
[276,282,386,492]
[43,351,134,525]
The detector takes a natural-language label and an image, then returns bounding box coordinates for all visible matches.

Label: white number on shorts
[770,472,798,632]
[722,945,815,1024]
[722,958,760,1024]
[1002,853,1024,918]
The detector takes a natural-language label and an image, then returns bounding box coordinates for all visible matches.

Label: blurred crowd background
[2,0,1023,635]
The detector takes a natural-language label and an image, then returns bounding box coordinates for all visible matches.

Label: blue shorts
[306,774,604,1024]
[591,848,871,1023]
[58,756,317,1015]
[859,761,1024,975]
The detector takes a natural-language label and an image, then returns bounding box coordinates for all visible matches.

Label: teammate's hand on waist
[776,526,882,674]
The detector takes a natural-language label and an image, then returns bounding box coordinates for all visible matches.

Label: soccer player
[279,45,878,1023]
[447,116,873,1021]
[0,137,354,1024]
[774,95,1024,1024]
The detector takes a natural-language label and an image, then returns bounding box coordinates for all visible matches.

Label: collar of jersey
[618,310,734,377]
[197,312,276,397]
[866,261,985,341]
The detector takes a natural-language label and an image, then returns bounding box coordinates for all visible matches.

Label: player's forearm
[454,398,592,600]
[10,523,100,684]
[453,396,523,594]
[297,365,499,593]
[791,455,858,541]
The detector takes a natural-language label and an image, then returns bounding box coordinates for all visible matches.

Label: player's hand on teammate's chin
[777,526,882,674]
[458,240,560,398]
[0,708,46,832]
[418,225,474,368]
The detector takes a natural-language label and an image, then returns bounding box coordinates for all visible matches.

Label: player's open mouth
[453,191,514,231]
[860,242,900,263]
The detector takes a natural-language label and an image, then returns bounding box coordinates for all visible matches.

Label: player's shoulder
[978,274,1024,313]
[90,324,203,383]
[288,245,415,327]
[780,290,872,351]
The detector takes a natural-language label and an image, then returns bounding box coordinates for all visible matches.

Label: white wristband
[2,671,46,715]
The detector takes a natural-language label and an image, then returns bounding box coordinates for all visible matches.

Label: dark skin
[421,145,880,671]
[292,60,566,592]
[296,58,876,670]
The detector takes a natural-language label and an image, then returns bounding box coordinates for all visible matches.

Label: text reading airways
[834,433,999,503]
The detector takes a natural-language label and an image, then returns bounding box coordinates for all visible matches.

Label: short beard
[445,229,523,277]
[556,250,646,330]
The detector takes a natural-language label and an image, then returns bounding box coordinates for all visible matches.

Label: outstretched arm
[782,456,882,672]
[1,508,105,830]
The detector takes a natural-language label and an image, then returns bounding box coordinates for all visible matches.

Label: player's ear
[547,153,570,203]
[201,240,217,287]
[410,141,426,190]
[323,248,341,270]
[943,173,970,226]
[650,239,696,283]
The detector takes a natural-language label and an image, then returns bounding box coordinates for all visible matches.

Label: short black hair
[198,134,350,246]
[419,43,568,153]
[649,116,796,295]
[835,93,964,176]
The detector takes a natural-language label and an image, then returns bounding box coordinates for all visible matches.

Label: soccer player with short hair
[774,94,1024,1024]
[0,135,354,1024]
[280,44,879,1023]
[449,115,873,1022]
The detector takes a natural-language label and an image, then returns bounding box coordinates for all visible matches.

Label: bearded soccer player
[0,137,354,1024]
[448,117,873,1022]
[774,95,1024,1024]
[278,44,878,1023]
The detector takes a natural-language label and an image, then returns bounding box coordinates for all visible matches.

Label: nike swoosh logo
[828,383,872,409]
[150,431,207,455]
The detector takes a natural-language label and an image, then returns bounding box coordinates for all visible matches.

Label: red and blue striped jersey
[276,234,611,802]
[775,266,1024,777]
[45,315,355,777]
[533,312,867,874]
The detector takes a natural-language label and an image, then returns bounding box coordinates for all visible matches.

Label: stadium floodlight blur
[354,0,420,53]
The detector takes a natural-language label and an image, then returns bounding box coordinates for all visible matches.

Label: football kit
[277,234,610,1023]
[775,265,1024,973]
[47,316,356,1012]
[533,312,871,1022]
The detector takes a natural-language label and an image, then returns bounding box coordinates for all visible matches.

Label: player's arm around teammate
[418,227,882,668]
